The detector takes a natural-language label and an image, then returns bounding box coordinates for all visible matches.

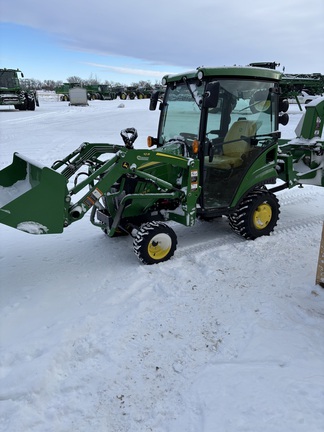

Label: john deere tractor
[0,65,323,263]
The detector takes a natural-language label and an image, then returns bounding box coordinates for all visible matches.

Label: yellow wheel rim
[253,203,272,230]
[148,233,172,260]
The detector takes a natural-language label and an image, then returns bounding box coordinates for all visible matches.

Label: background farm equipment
[85,84,118,100]
[55,82,81,101]
[1,65,323,264]
[112,86,127,100]
[0,68,39,110]
[249,62,324,110]
[124,85,154,100]
[280,73,324,110]
[135,85,153,99]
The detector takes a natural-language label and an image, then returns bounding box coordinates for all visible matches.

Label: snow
[16,221,49,234]
[0,180,32,207]
[0,97,324,432]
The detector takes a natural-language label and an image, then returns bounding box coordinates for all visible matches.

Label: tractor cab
[0,69,22,89]
[151,66,288,217]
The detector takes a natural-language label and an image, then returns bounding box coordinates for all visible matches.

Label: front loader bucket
[0,153,68,234]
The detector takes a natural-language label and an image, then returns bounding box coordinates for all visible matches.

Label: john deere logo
[122,162,129,169]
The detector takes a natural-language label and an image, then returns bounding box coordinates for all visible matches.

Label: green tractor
[0,66,323,263]
[112,86,128,100]
[0,68,39,110]
[55,83,82,101]
[96,84,117,100]
[85,84,118,100]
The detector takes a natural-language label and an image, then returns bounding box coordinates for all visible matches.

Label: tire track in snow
[175,187,324,260]
[276,187,324,233]
[0,109,70,125]
[276,186,324,206]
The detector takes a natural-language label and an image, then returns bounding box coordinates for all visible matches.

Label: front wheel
[229,189,280,239]
[133,221,177,264]
[27,98,36,110]
[15,99,27,110]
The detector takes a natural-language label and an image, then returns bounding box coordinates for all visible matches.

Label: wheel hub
[148,233,172,259]
[253,203,272,230]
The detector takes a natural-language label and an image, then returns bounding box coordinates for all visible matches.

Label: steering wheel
[166,133,197,156]
[179,132,198,155]
[179,132,197,141]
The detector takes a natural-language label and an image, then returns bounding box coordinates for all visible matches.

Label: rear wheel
[133,221,177,264]
[229,189,280,239]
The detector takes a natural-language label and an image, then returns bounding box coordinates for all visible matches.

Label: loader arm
[65,145,201,235]
[0,142,200,235]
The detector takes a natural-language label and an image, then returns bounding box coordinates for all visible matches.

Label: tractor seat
[205,120,257,169]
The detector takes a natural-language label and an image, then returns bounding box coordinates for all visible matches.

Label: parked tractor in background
[0,68,39,110]
[1,65,323,264]
[113,86,128,100]
[135,85,153,99]
[86,84,117,100]
[55,82,162,102]
[55,83,82,101]
[85,85,127,101]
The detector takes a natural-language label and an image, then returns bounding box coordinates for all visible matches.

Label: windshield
[158,81,204,145]
[0,71,19,88]
[158,78,277,147]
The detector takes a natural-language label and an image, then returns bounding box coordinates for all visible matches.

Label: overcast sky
[1,0,323,84]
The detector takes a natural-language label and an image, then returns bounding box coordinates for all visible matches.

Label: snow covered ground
[0,96,324,432]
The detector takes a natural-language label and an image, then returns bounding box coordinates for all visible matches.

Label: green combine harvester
[0,65,323,263]
[0,68,39,110]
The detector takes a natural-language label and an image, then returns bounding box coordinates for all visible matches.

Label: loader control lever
[120,128,138,149]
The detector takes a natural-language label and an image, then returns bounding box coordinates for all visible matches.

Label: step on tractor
[0,66,323,264]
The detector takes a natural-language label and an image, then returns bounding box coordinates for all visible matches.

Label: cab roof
[163,66,282,83]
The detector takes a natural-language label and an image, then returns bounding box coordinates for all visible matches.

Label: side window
[206,107,222,147]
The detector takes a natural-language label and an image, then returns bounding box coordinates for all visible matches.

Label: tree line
[21,76,160,91]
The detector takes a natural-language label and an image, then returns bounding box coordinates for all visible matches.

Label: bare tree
[84,74,100,85]
[42,80,57,91]
[66,76,83,85]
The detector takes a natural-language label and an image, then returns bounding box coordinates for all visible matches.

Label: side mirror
[149,90,160,111]
[278,113,289,126]
[279,98,289,112]
[203,81,220,109]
